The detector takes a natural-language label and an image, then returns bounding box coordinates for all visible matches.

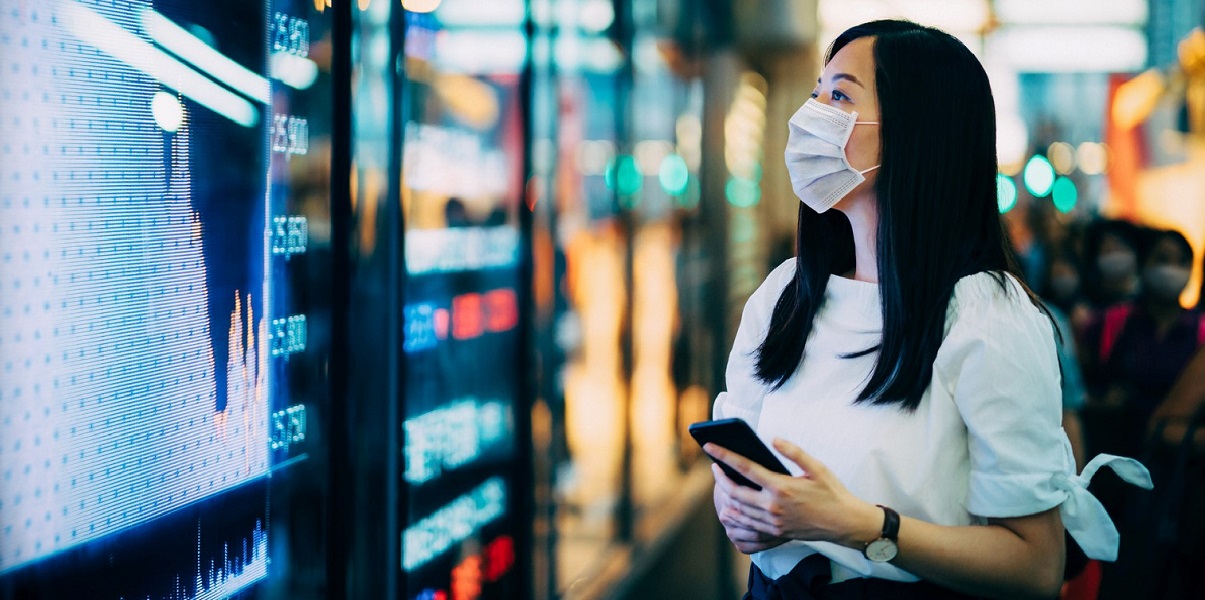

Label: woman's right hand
[712,465,788,554]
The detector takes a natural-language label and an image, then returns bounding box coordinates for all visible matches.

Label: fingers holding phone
[712,466,788,554]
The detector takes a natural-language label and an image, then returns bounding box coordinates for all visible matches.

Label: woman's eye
[809,90,819,99]
[832,90,849,102]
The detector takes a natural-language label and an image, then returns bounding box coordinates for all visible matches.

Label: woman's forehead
[824,37,876,82]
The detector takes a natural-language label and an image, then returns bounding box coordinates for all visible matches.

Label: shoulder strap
[1099,304,1134,365]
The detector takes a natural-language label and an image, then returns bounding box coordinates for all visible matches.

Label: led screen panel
[0,0,331,598]
[399,6,527,599]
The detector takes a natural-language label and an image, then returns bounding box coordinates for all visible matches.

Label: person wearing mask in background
[1080,219,1143,312]
[1083,228,1204,446]
[1032,246,1092,468]
[705,20,1150,600]
[1101,238,1205,599]
[1042,247,1095,337]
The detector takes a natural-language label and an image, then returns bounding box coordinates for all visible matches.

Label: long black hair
[755,20,1040,411]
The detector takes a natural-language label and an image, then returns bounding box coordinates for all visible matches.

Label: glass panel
[0,0,332,598]
[398,1,529,598]
[546,16,627,590]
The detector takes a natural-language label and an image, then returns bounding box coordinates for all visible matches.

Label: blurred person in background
[1048,299,1090,472]
[1080,219,1143,311]
[1082,227,1203,452]
[1026,245,1092,470]
[1098,237,1205,600]
[1148,344,1205,446]
[1041,247,1094,336]
[704,20,1149,600]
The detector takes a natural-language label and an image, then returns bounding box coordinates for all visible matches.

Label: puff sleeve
[937,274,1151,561]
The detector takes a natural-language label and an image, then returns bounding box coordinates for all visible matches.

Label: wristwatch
[863,505,900,562]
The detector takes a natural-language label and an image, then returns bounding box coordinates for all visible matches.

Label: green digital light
[997,173,1018,214]
[1023,154,1055,197]
[605,154,642,196]
[675,176,700,209]
[1052,176,1078,213]
[658,154,689,196]
[725,177,760,208]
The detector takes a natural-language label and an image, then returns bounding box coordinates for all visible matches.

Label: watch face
[865,538,898,562]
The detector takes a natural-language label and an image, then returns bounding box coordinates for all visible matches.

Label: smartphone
[689,418,790,490]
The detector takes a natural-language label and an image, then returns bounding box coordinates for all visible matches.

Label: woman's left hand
[704,439,879,549]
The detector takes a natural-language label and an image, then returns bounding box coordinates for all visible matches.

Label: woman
[705,20,1150,599]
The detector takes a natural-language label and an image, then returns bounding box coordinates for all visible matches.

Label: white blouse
[714,259,1152,582]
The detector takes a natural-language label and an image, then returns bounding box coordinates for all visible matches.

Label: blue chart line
[190,520,268,600]
[147,519,269,600]
[0,0,269,575]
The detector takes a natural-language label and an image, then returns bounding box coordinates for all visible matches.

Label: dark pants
[744,554,979,600]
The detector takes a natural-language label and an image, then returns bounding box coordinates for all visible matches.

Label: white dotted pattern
[0,0,268,572]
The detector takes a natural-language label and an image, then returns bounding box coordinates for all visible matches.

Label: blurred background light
[1077,142,1109,175]
[995,0,1147,25]
[1111,69,1166,129]
[270,52,319,90]
[555,35,623,73]
[724,74,766,183]
[606,154,643,196]
[818,0,990,36]
[433,0,523,27]
[659,154,689,196]
[433,74,499,129]
[1023,155,1055,197]
[997,173,1018,213]
[725,177,760,208]
[434,30,528,74]
[151,91,184,132]
[1052,176,1078,213]
[675,114,702,171]
[402,0,442,14]
[578,0,614,34]
[1047,142,1076,175]
[577,140,615,176]
[996,112,1029,174]
[988,26,1147,72]
[634,140,673,177]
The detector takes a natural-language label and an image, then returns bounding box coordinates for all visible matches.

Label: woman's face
[811,36,881,206]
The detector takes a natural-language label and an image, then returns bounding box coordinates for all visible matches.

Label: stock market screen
[0,0,330,598]
[399,4,528,599]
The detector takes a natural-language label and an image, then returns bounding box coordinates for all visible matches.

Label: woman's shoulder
[937,270,1060,380]
[767,258,797,286]
[946,270,1048,331]
[749,258,798,305]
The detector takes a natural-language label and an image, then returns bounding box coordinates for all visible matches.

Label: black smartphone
[689,418,790,490]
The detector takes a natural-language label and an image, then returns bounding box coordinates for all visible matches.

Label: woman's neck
[839,191,879,283]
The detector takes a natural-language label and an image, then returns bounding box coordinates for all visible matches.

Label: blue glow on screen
[0,0,272,585]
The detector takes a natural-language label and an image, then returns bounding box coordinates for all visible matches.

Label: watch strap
[877,504,900,541]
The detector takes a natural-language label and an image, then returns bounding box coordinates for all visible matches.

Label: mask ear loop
[850,120,880,174]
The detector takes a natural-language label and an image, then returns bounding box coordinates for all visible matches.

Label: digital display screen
[0,0,330,597]
[399,5,527,599]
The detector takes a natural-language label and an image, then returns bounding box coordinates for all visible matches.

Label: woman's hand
[705,439,881,550]
[713,474,789,554]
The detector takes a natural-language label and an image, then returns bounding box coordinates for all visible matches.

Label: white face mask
[784,98,880,213]
[1097,251,1137,279]
[1143,265,1191,300]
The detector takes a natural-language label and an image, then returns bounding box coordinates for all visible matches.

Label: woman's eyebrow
[817,73,864,88]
